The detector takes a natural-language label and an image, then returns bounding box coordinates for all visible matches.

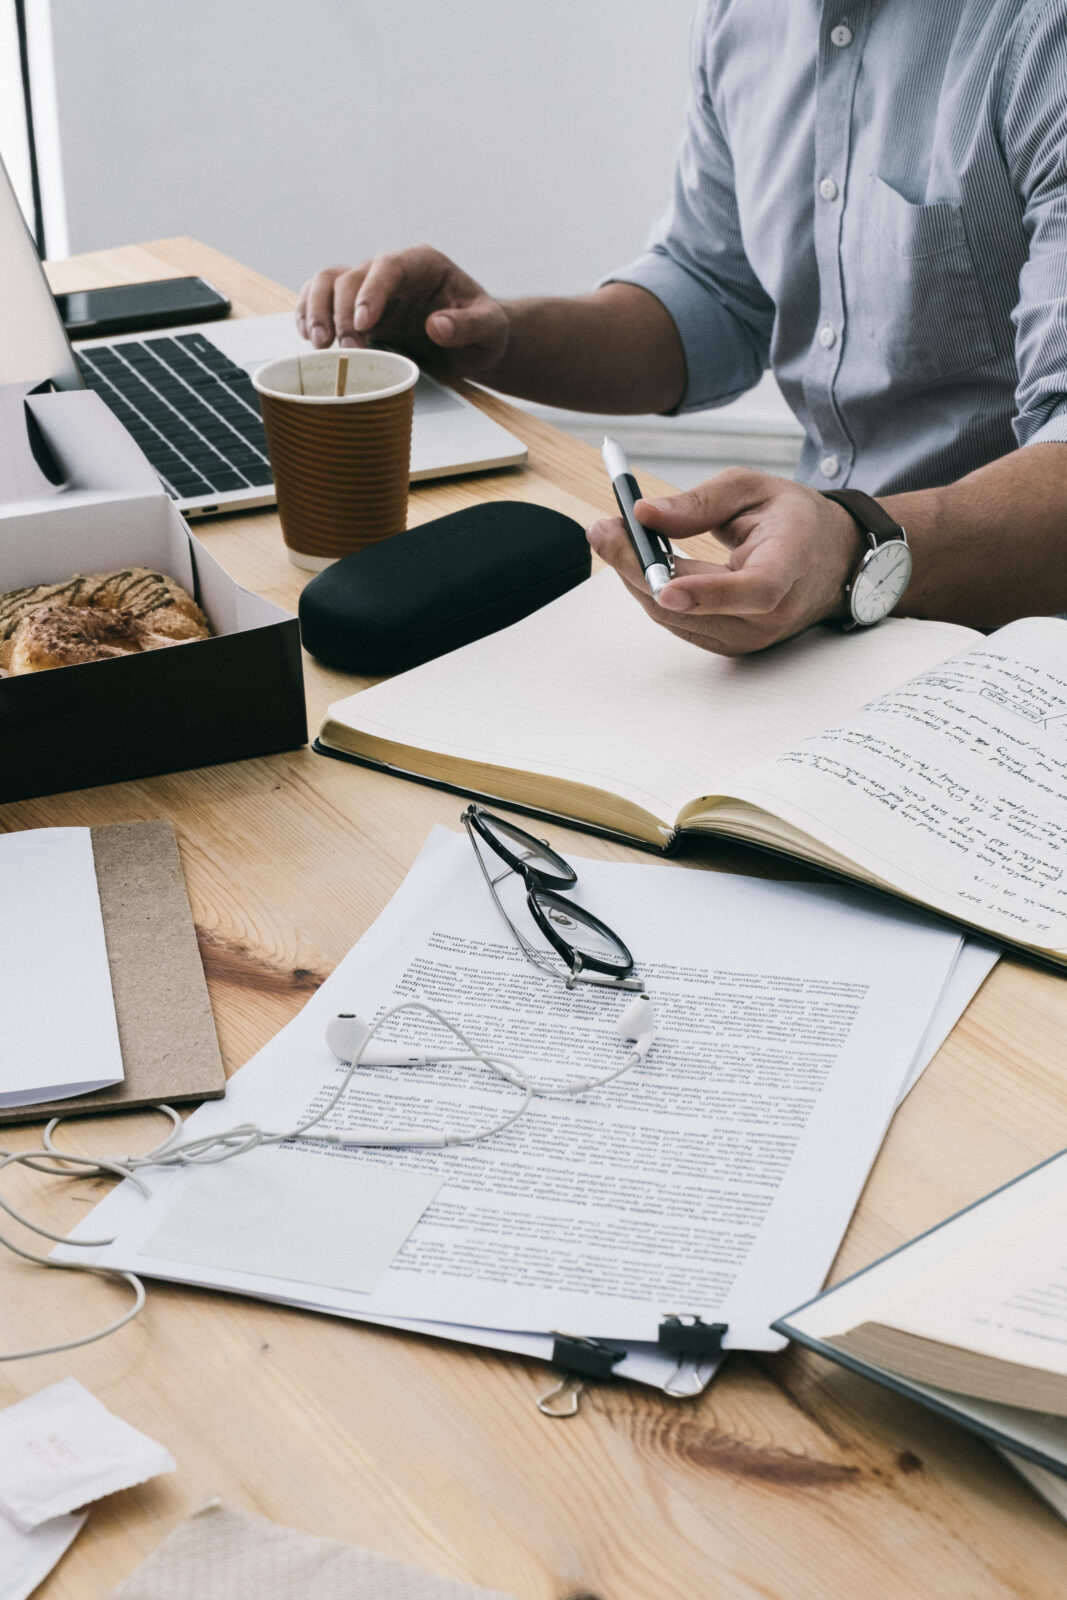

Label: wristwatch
[821,488,912,629]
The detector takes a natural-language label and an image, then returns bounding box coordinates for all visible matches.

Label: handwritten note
[737,619,1067,949]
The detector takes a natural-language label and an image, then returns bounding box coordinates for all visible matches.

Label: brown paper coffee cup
[253,348,418,570]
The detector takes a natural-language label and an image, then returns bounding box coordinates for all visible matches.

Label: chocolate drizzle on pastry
[0,568,211,674]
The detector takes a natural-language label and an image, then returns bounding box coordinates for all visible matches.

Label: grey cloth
[608,0,1067,498]
[109,1501,518,1600]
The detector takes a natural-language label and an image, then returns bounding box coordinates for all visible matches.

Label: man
[296,0,1067,656]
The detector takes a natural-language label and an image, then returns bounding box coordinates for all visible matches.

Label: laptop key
[175,333,240,369]
[225,461,272,485]
[201,469,250,493]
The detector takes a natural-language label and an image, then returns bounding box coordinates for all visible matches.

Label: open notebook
[317,573,1067,970]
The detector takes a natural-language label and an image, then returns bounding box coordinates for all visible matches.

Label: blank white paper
[0,828,123,1106]
[141,1148,442,1295]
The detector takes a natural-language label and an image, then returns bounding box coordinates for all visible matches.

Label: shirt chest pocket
[861,173,995,383]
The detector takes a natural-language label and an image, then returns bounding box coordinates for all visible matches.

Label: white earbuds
[0,990,659,1363]
[327,994,657,1075]
[325,1013,443,1066]
[616,993,656,1061]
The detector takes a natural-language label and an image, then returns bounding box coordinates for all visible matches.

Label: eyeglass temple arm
[466,817,569,973]
[463,814,643,992]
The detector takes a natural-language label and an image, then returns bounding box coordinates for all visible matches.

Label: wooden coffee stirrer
[335,354,349,397]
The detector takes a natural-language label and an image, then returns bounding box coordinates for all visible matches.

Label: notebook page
[323,574,975,828]
[0,828,123,1106]
[86,830,966,1348]
[783,1150,1067,1345]
[874,1184,1067,1376]
[726,618,1067,952]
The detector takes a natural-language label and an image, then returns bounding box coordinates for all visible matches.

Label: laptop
[0,155,527,518]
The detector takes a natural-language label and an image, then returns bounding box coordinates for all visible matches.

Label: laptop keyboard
[76,332,273,503]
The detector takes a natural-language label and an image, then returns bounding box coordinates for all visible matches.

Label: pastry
[0,568,211,674]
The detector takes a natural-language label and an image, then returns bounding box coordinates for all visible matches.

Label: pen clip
[651,528,675,576]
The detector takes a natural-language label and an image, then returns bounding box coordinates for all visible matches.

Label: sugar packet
[0,1379,175,1531]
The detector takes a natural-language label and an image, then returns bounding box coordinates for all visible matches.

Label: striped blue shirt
[610,0,1067,496]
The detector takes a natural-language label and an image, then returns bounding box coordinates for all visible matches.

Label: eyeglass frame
[461,804,644,991]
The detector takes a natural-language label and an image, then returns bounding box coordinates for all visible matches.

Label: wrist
[482,297,542,391]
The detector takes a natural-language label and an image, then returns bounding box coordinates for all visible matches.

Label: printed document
[80,830,986,1350]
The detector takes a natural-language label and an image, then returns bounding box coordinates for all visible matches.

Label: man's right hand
[295,247,510,377]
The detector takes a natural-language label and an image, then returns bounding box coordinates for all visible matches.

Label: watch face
[850,541,913,625]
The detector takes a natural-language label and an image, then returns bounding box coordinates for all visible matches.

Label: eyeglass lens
[530,889,633,973]
[471,810,576,887]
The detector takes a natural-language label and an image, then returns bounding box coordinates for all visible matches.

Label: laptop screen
[0,152,82,391]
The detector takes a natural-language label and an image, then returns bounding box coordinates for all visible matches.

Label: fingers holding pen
[586,515,649,590]
[658,543,794,618]
[587,515,800,655]
[585,516,692,632]
[632,468,778,548]
[587,516,779,615]
[587,516,706,620]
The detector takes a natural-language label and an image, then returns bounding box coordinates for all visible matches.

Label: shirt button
[820,454,840,478]
[819,325,837,348]
[819,176,839,202]
[830,23,853,47]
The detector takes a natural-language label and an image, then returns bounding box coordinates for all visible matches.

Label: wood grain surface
[0,240,1064,1599]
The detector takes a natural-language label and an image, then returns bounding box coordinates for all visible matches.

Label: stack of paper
[63,829,997,1394]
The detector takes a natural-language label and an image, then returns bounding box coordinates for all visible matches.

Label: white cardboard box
[0,383,306,802]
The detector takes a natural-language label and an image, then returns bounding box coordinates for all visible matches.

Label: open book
[317,573,1067,968]
[775,1147,1067,1479]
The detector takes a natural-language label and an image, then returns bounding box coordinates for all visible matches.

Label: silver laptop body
[0,154,526,517]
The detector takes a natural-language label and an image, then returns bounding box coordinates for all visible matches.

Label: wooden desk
[2,240,1065,1599]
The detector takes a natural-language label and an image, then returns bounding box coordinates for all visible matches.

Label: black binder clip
[657,1316,729,1359]
[657,1316,729,1397]
[537,1335,624,1419]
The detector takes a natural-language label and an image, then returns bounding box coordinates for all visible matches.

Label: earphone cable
[0,995,653,1360]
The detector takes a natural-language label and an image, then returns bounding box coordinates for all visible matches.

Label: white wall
[48,0,694,298]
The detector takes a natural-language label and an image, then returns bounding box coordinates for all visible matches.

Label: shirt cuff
[1017,408,1067,449]
[601,248,765,415]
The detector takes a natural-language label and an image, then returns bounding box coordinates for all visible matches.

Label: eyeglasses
[462,805,643,991]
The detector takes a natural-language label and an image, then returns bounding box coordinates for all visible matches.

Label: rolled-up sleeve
[602,0,775,414]
[1003,5,1067,449]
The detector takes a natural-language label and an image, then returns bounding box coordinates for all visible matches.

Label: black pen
[601,437,675,600]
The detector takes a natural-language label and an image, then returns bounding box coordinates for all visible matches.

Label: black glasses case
[297,500,591,675]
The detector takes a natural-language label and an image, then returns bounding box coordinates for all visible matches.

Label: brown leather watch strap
[821,488,905,548]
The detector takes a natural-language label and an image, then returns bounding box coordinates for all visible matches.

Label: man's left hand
[586,469,866,655]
